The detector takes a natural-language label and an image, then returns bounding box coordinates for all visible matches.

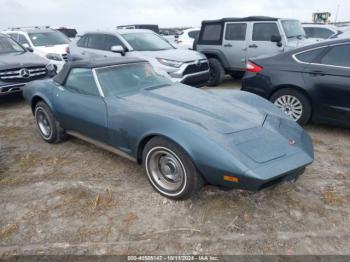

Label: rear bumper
[241,73,272,99]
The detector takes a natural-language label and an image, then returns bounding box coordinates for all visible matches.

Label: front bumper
[0,83,25,96]
[167,59,210,87]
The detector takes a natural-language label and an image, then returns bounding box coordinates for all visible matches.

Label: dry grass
[0,224,18,239]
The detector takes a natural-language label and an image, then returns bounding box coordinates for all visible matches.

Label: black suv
[0,33,56,96]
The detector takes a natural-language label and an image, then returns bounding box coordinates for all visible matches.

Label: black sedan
[242,38,350,127]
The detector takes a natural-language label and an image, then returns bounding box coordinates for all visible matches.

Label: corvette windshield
[0,36,24,54]
[96,62,172,97]
[122,33,173,51]
[28,31,70,46]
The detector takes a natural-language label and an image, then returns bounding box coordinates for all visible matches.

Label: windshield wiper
[144,83,171,91]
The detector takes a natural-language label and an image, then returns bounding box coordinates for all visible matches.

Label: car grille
[0,66,47,82]
[62,53,68,62]
[183,61,209,76]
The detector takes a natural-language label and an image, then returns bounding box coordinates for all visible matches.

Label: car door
[53,68,109,143]
[222,22,248,69]
[247,22,283,59]
[302,43,350,124]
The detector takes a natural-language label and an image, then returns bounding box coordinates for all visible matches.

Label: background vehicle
[195,16,318,86]
[303,24,350,39]
[23,57,313,199]
[242,38,350,127]
[0,33,56,96]
[176,28,200,49]
[69,29,209,86]
[52,27,78,39]
[117,24,160,33]
[2,27,70,71]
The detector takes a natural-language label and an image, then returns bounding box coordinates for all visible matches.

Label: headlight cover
[46,53,63,61]
[156,58,183,68]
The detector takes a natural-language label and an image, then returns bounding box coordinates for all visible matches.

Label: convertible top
[53,57,147,85]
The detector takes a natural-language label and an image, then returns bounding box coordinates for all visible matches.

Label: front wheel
[270,88,311,125]
[207,58,225,87]
[34,101,67,143]
[143,137,203,200]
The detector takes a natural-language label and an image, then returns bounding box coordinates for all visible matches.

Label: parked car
[52,27,78,39]
[69,30,210,86]
[195,16,319,86]
[176,28,200,49]
[303,24,350,40]
[242,38,350,127]
[3,27,70,71]
[0,33,56,96]
[117,24,160,33]
[23,57,313,199]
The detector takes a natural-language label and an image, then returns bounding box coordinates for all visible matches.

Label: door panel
[222,22,248,69]
[302,44,350,124]
[247,22,284,59]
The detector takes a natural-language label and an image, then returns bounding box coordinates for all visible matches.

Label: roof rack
[7,26,52,31]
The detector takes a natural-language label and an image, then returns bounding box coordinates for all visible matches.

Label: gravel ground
[0,80,349,256]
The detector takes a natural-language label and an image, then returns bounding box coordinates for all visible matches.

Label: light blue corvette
[23,57,314,199]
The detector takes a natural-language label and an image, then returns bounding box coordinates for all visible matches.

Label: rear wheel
[143,137,203,200]
[34,101,67,143]
[270,88,311,125]
[207,58,225,86]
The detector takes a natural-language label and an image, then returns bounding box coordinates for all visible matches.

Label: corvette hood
[126,84,266,134]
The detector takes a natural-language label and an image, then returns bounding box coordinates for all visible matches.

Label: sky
[0,0,349,32]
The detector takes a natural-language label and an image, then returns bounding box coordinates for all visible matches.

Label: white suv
[176,28,200,49]
[3,27,70,71]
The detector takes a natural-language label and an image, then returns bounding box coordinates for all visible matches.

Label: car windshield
[122,33,173,51]
[282,20,306,38]
[0,36,24,54]
[96,62,172,97]
[28,31,70,46]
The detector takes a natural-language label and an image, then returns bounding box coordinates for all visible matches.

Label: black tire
[143,137,204,200]
[229,71,245,79]
[207,58,225,87]
[270,88,311,125]
[34,101,67,143]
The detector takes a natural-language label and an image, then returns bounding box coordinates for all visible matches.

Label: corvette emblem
[289,139,296,145]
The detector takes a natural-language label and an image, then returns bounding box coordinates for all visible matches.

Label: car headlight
[46,53,63,61]
[156,58,183,68]
[46,63,57,75]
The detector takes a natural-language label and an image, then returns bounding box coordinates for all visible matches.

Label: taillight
[246,61,263,73]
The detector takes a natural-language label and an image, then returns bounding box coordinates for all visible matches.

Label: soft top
[53,57,147,85]
[202,16,278,24]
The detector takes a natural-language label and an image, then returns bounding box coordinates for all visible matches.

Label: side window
[304,28,314,38]
[225,23,247,41]
[87,34,106,50]
[188,30,199,39]
[64,68,100,96]
[320,44,350,67]
[295,48,326,63]
[201,24,222,43]
[313,28,334,39]
[18,34,30,46]
[104,34,124,50]
[253,23,280,41]
[77,35,88,47]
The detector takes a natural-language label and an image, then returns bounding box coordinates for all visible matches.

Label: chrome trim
[92,69,105,97]
[292,41,350,70]
[66,131,137,162]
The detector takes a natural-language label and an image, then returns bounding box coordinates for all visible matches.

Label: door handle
[248,44,258,48]
[224,44,232,47]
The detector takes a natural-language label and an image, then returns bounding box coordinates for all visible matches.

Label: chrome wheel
[35,108,52,138]
[274,95,303,121]
[146,147,186,193]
